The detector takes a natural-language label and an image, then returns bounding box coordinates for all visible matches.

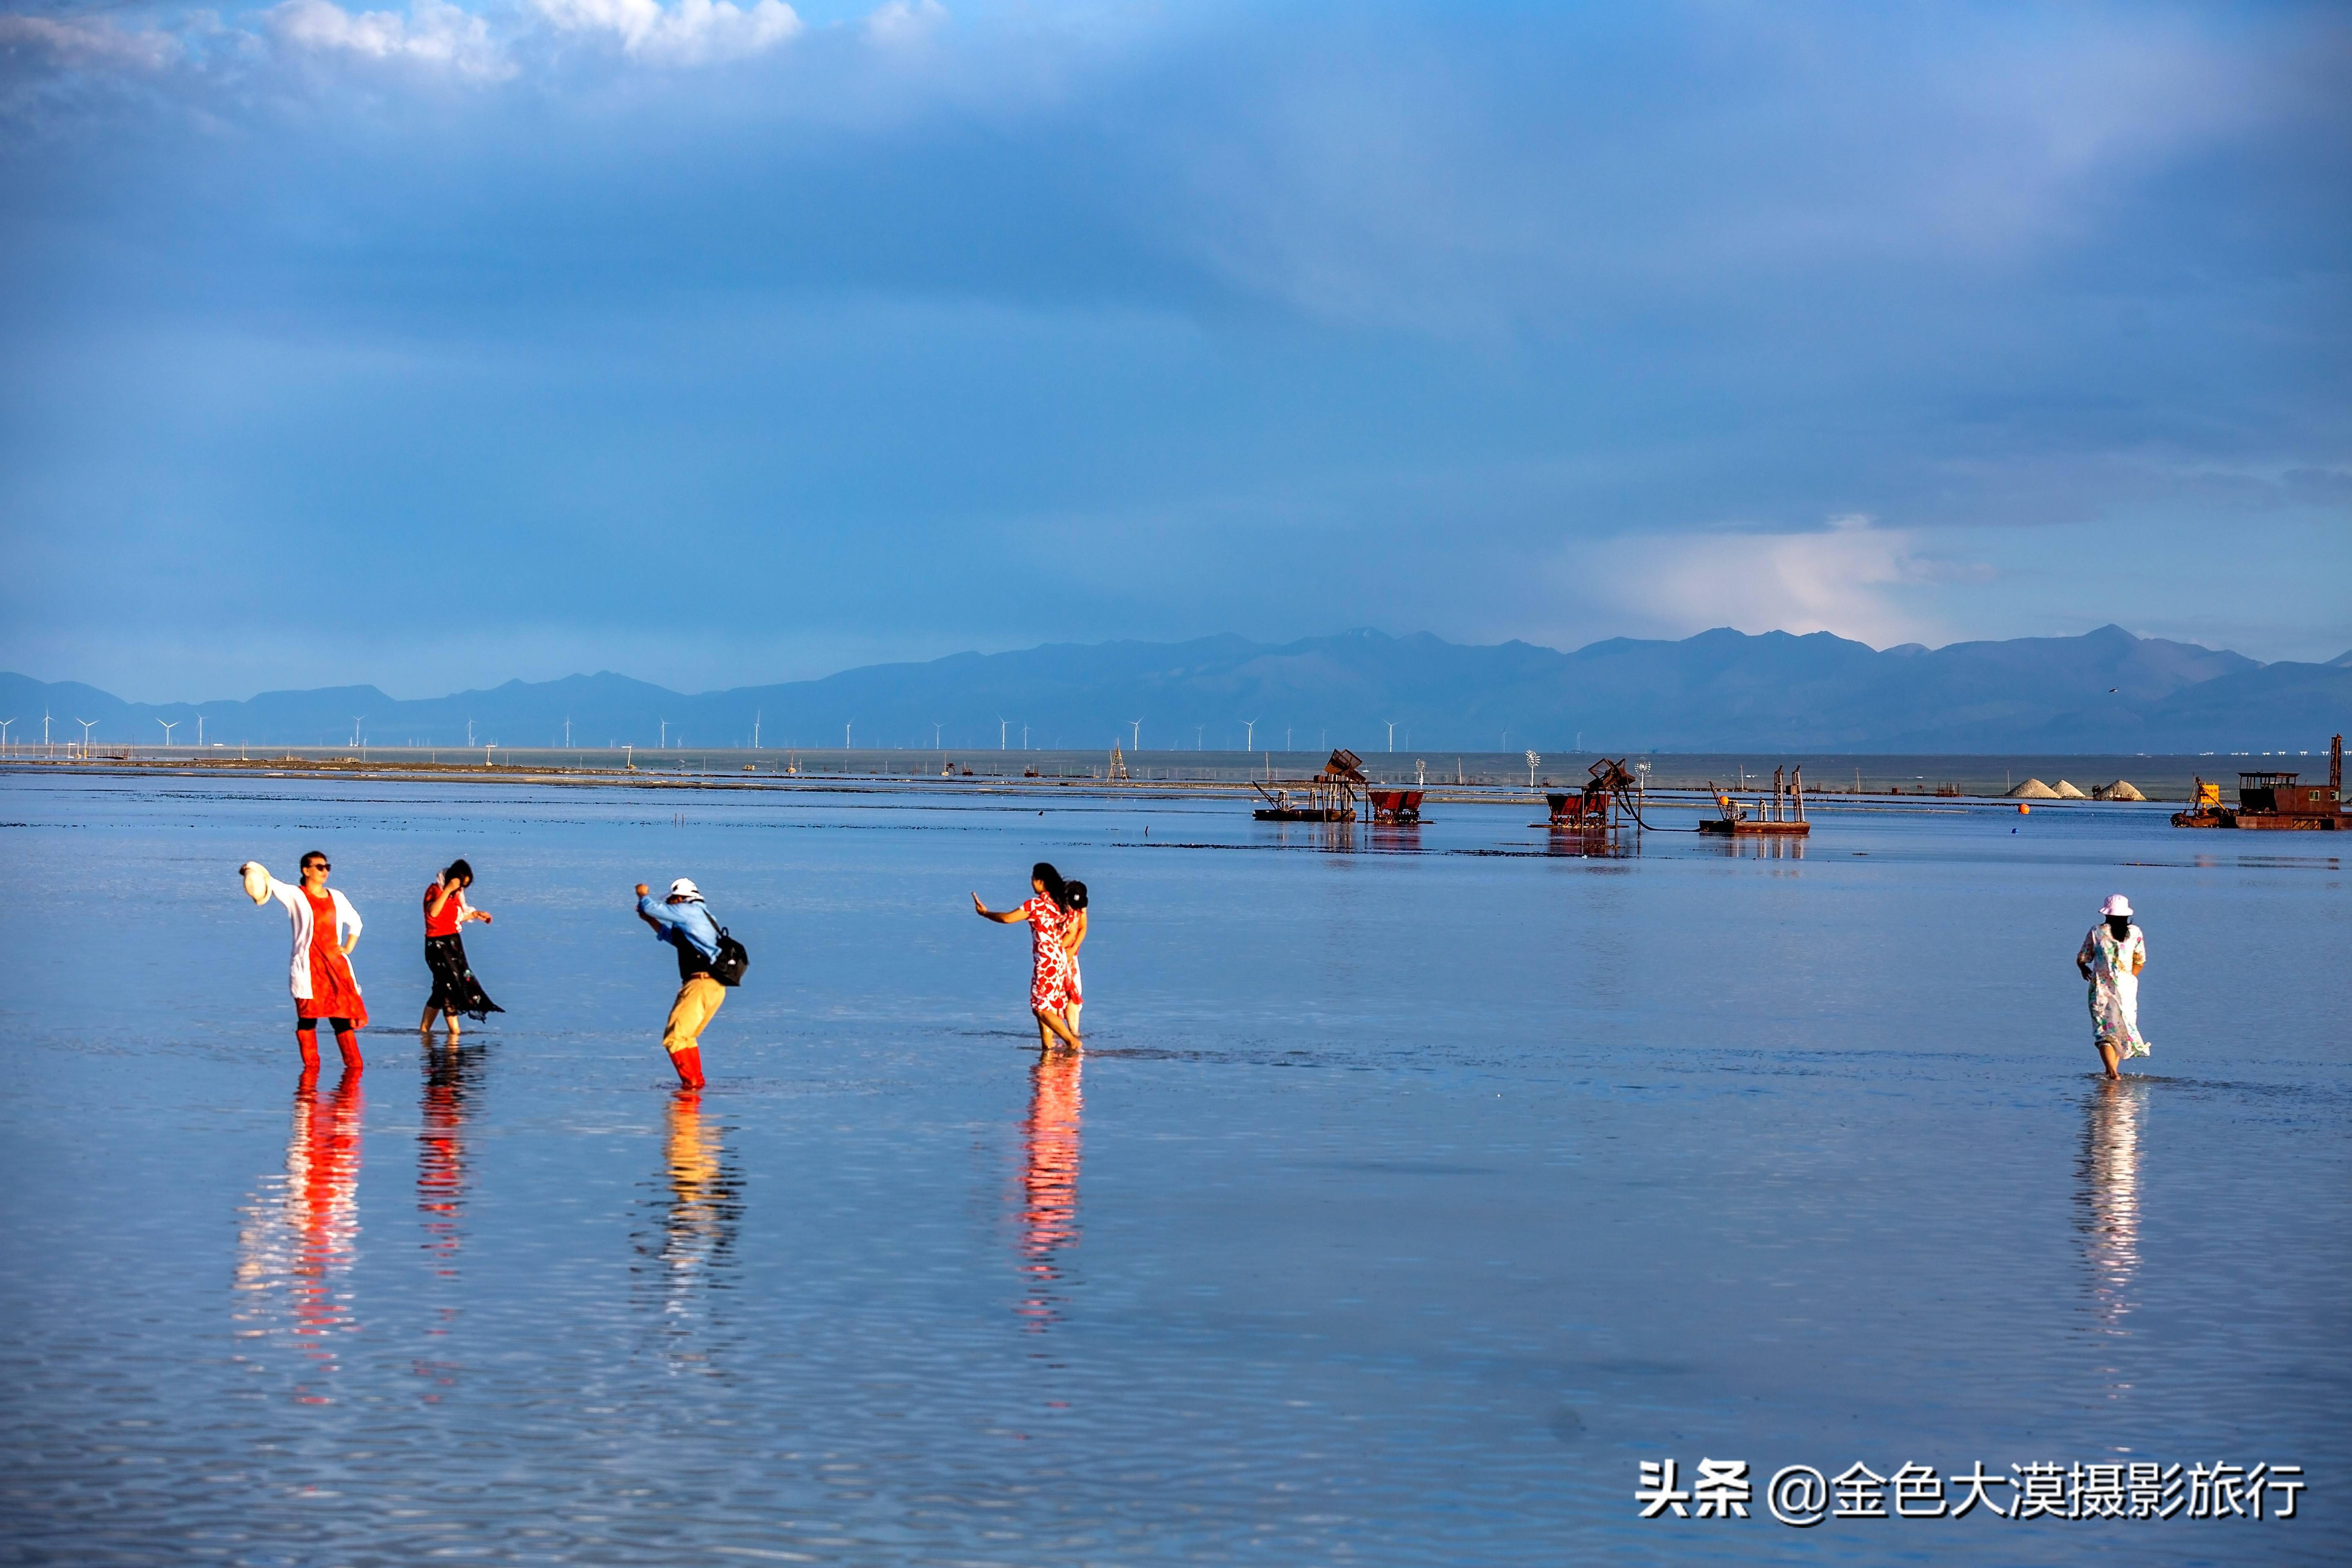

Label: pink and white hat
[2099,894,2133,918]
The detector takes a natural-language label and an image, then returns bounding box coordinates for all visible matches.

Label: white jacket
[247,865,364,1001]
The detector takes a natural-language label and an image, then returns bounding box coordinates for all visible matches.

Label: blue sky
[2,0,2346,701]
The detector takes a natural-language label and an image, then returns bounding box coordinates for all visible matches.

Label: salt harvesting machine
[2173,734,2347,830]
[1252,749,1428,824]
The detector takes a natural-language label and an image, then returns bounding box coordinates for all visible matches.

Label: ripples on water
[0,774,2344,1565]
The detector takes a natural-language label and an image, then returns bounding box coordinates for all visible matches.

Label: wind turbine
[933,721,944,747]
[154,718,175,748]
[997,715,1009,750]
[196,715,203,747]
[659,720,666,749]
[1241,717,1258,752]
[351,716,365,747]
[76,717,98,752]
[1384,719,1396,752]
[844,720,853,749]
[753,710,761,750]
[565,716,573,747]
[0,718,13,755]
[1526,750,1541,788]
[1129,719,1141,749]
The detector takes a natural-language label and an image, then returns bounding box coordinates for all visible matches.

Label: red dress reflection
[414,1043,477,1399]
[417,1047,470,1276]
[235,1071,365,1403]
[1016,1053,1083,1331]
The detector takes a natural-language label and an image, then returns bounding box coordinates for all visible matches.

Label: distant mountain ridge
[5,626,2348,753]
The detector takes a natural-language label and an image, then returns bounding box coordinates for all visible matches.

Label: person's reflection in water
[2075,1079,2147,1345]
[233,1067,365,1404]
[633,1089,742,1360]
[415,1039,483,1399]
[1016,1051,1083,1333]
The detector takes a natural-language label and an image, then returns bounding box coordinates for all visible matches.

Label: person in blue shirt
[635,878,724,1088]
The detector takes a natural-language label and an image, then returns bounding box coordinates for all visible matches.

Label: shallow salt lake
[0,771,2344,1565]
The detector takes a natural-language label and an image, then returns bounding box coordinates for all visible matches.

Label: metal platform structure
[1697,766,1811,837]
[1541,758,1644,836]
[1253,749,1368,822]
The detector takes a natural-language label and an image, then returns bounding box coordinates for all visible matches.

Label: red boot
[669,1047,705,1089]
[335,1028,365,1074]
[296,1027,321,1072]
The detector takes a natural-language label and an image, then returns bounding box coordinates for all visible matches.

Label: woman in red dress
[971,861,1084,1051]
[241,850,369,1076]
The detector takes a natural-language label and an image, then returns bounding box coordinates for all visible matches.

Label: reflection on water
[1259,820,1359,853]
[416,1042,482,1399]
[634,1089,742,1358]
[2075,1080,2146,1341]
[232,1069,365,1404]
[418,1043,480,1276]
[1015,1052,1084,1332]
[1713,836,1807,860]
[1542,825,1634,858]
[11,774,2346,1566]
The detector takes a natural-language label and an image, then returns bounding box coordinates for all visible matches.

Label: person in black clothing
[419,859,501,1036]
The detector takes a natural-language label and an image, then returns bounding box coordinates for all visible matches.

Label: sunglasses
[304,861,331,872]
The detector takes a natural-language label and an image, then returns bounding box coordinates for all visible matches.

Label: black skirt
[424,935,503,1021]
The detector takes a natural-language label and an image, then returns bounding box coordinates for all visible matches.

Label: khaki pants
[662,975,726,1054]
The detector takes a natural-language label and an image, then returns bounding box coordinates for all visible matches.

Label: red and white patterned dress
[1023,895,1078,1013]
[299,888,370,1029]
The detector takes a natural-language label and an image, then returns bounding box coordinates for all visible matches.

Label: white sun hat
[2099,893,2132,918]
[668,878,704,901]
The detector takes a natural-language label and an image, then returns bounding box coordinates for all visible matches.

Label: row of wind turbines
[3,709,1552,761]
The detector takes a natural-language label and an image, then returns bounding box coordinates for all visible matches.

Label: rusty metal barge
[1697,766,1812,837]
[1253,749,1369,822]
[2174,735,2345,830]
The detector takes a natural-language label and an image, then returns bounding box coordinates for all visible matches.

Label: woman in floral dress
[972,862,1084,1051]
[2076,893,2150,1080]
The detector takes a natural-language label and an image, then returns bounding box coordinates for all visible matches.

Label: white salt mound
[2055,780,2089,799]
[2096,781,2147,802]
[2009,778,2061,799]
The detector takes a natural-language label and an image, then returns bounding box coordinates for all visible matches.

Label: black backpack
[707,923,750,987]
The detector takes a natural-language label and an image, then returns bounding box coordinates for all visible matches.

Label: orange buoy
[2017,803,2030,814]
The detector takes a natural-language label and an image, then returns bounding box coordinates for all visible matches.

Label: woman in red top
[971,861,1085,1052]
[419,859,501,1037]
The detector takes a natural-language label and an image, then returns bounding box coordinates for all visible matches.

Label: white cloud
[268,0,513,80]
[532,0,803,66]
[864,1,948,47]
[1570,517,1983,649]
[0,16,183,71]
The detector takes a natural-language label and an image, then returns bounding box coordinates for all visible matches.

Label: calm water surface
[0,773,2344,1565]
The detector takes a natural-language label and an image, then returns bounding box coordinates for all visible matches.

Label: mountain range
[6,626,2350,755]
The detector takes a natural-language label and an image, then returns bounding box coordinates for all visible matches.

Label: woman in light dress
[972,862,1084,1051]
[2076,893,2150,1080]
